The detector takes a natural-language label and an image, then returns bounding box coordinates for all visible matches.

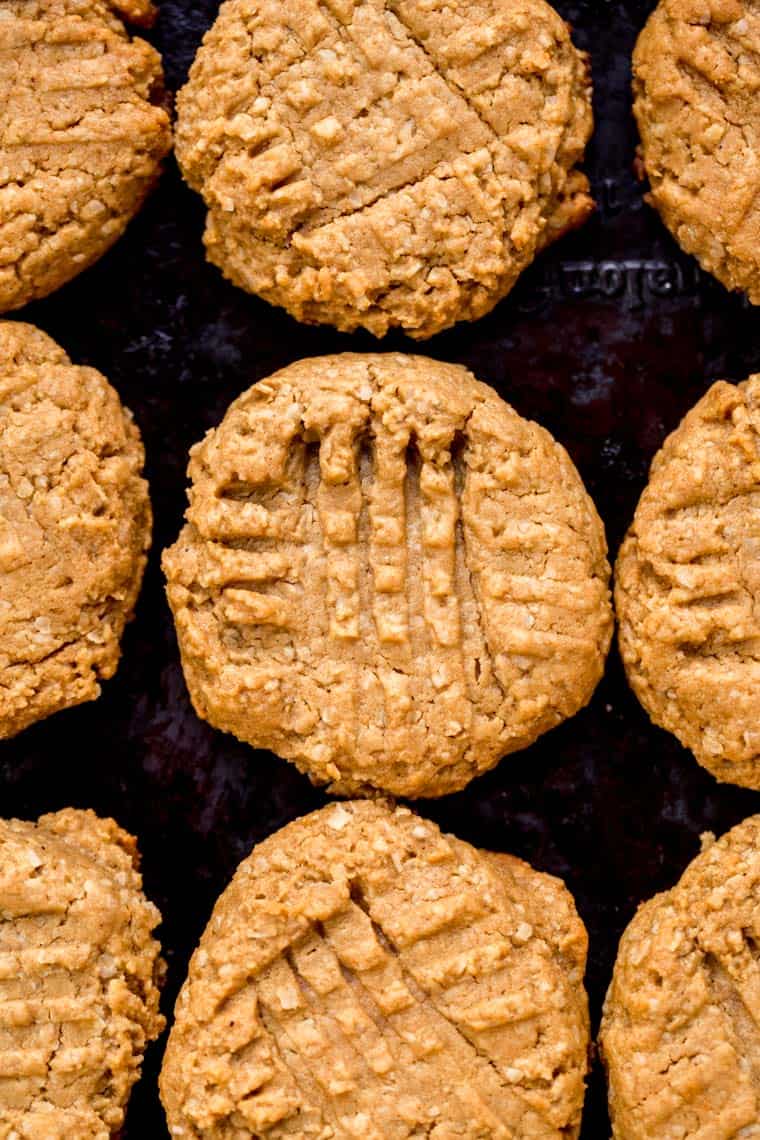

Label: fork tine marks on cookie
[161,803,590,1137]
[0,811,163,1136]
[164,354,612,796]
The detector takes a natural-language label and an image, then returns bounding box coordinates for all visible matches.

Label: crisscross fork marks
[383,3,500,146]
[205,415,487,757]
[202,0,497,242]
[258,950,398,1139]
[0,814,162,1133]
[160,801,591,1137]
[177,0,594,335]
[256,911,519,1137]
[327,890,564,1134]
[634,2,760,303]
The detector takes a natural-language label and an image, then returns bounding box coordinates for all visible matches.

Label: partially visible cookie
[0,321,152,738]
[0,808,165,1138]
[160,799,590,1139]
[0,0,171,314]
[616,376,760,788]
[633,0,760,303]
[175,0,593,339]
[163,353,612,798]
[601,815,760,1139]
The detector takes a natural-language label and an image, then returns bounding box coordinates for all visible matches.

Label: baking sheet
[3,1,760,1134]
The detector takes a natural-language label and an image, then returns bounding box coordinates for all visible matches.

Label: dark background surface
[3,1,760,1135]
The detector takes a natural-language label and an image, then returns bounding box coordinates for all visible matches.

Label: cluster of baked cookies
[7,800,760,1138]
[1,0,759,1136]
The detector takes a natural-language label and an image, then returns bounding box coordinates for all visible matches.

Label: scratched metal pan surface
[2,1,759,1135]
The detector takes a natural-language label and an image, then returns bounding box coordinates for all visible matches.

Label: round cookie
[600,815,760,1139]
[0,808,164,1137]
[633,0,760,303]
[175,0,593,339]
[0,0,171,314]
[160,799,590,1139]
[0,321,152,738]
[163,353,612,798]
[616,376,760,789]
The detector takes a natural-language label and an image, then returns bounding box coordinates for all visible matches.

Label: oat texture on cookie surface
[616,375,760,789]
[161,799,590,1139]
[601,814,760,1139]
[0,808,164,1137]
[633,0,760,303]
[0,321,152,738]
[0,0,171,313]
[175,0,593,338]
[163,353,612,798]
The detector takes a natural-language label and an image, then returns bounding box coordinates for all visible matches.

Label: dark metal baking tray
[2,1,759,1134]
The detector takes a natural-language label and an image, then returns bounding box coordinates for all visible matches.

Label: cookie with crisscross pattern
[160,799,590,1139]
[163,353,612,797]
[634,0,760,303]
[0,321,151,738]
[175,0,593,338]
[601,814,760,1139]
[0,0,171,313]
[0,808,164,1138]
[616,375,760,788]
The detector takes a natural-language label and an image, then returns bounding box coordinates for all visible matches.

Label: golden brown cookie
[0,808,165,1138]
[0,0,171,314]
[633,0,760,303]
[600,815,760,1139]
[160,799,590,1139]
[175,0,593,339]
[0,321,152,738]
[616,376,760,789]
[163,353,612,798]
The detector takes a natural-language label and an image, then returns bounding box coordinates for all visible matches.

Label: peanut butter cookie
[175,0,593,339]
[601,815,760,1139]
[616,376,760,789]
[0,808,164,1138]
[633,0,760,303]
[163,353,612,798]
[160,799,590,1139]
[0,321,152,738]
[0,0,171,314]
